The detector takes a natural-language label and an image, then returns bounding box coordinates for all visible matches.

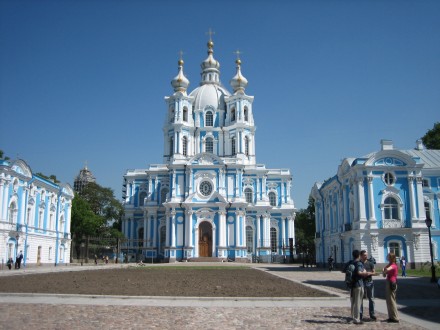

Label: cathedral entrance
[198,221,212,257]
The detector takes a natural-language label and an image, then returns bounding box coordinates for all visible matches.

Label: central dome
[189,83,230,111]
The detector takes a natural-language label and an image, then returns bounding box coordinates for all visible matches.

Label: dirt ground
[0,266,335,297]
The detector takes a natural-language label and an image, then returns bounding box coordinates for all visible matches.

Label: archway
[198,221,212,257]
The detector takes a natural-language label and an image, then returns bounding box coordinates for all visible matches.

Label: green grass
[405,268,438,277]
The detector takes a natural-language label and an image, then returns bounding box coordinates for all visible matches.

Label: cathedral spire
[200,29,220,85]
[230,50,248,94]
[171,51,189,93]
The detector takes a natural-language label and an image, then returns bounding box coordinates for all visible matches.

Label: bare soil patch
[0,266,335,297]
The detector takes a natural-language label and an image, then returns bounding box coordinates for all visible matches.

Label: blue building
[0,159,74,266]
[123,39,296,262]
[311,139,440,268]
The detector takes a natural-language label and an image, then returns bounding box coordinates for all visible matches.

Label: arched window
[425,201,431,220]
[169,137,174,156]
[384,196,399,220]
[183,107,188,122]
[244,106,248,121]
[245,136,249,156]
[269,192,276,207]
[246,226,254,253]
[169,107,175,123]
[231,137,236,155]
[244,188,253,203]
[160,188,169,204]
[205,137,213,153]
[205,111,213,126]
[139,192,147,206]
[182,136,188,156]
[388,242,401,258]
[8,202,17,224]
[231,108,236,122]
[270,228,277,253]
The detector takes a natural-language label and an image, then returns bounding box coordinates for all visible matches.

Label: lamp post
[425,217,437,283]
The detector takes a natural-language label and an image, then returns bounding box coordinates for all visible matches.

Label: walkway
[0,263,438,329]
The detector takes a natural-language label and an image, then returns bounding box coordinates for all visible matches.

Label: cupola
[171,58,189,93]
[230,55,248,93]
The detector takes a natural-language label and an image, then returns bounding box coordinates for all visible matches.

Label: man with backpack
[345,249,374,324]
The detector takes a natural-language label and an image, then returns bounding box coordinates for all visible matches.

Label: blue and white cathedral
[123,39,296,262]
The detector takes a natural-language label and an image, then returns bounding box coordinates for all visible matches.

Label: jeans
[361,281,375,319]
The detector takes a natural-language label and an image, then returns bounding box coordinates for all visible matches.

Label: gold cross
[178,50,184,61]
[233,49,242,60]
[206,28,215,41]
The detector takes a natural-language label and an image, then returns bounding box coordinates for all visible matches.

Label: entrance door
[199,221,212,257]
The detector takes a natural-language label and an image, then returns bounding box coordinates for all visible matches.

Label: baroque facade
[0,159,74,266]
[311,139,440,267]
[123,39,296,262]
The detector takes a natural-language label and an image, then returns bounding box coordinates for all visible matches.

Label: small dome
[171,59,190,93]
[230,58,248,93]
[200,40,221,85]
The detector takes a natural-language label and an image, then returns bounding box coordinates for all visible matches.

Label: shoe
[370,316,377,321]
[353,320,364,325]
[387,319,399,323]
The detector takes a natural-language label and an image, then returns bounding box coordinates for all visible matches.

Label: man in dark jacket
[360,250,376,321]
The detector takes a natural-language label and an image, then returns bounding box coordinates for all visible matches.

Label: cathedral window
[205,137,213,153]
[246,226,254,253]
[388,242,401,258]
[8,202,17,224]
[384,172,395,185]
[183,107,188,122]
[231,108,236,122]
[425,201,431,220]
[169,137,174,156]
[139,191,147,206]
[269,192,276,207]
[169,107,175,123]
[244,188,253,203]
[231,137,236,155]
[384,196,399,220]
[205,111,213,126]
[245,136,249,156]
[270,227,277,253]
[182,137,188,156]
[244,106,248,121]
[160,188,169,204]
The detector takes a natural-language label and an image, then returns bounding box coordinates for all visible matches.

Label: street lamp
[425,217,437,283]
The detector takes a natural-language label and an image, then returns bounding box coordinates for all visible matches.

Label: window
[183,107,188,122]
[270,228,277,253]
[231,137,236,155]
[246,226,254,253]
[139,192,147,206]
[245,137,249,156]
[169,137,174,156]
[205,137,213,153]
[205,111,213,126]
[425,201,431,220]
[160,226,166,253]
[422,179,430,188]
[8,202,17,224]
[388,242,400,258]
[269,192,276,207]
[231,108,236,122]
[384,172,395,185]
[59,216,65,232]
[160,188,169,204]
[59,247,64,261]
[48,247,52,260]
[199,181,213,197]
[244,107,248,121]
[384,197,399,220]
[49,214,53,230]
[244,188,253,203]
[182,137,188,156]
[169,107,174,122]
[138,228,144,247]
[38,210,43,228]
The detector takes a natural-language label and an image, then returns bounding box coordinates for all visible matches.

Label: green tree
[422,122,440,149]
[0,150,10,160]
[71,182,124,238]
[295,197,316,254]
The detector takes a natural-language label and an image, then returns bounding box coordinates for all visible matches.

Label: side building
[0,159,74,266]
[122,38,296,262]
[311,139,440,268]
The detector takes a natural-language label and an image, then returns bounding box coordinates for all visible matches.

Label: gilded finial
[233,49,242,65]
[178,50,184,66]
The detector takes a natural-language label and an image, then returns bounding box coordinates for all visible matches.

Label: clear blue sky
[1,0,439,209]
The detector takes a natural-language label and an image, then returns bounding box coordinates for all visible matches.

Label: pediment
[188,153,224,166]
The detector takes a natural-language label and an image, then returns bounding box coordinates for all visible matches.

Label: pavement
[0,262,439,329]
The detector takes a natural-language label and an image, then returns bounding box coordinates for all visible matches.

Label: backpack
[344,261,356,289]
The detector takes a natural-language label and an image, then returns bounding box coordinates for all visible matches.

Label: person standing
[360,250,376,321]
[400,256,407,277]
[383,252,399,323]
[349,249,373,324]
[328,255,334,271]
[17,251,23,269]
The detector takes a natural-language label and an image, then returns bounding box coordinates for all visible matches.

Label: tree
[294,197,316,256]
[422,122,440,149]
[0,150,10,160]
[71,182,124,238]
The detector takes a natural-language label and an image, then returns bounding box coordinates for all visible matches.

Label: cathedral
[122,38,296,262]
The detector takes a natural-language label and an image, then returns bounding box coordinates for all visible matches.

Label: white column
[416,177,426,220]
[235,212,240,247]
[219,209,226,246]
[357,178,366,221]
[256,214,261,247]
[408,176,417,220]
[165,211,170,246]
[171,210,176,247]
[152,213,157,247]
[186,210,193,247]
[281,217,286,246]
[263,214,270,247]
[235,170,239,198]
[367,176,376,221]
[2,180,10,220]
[262,175,267,196]
[143,211,147,247]
[256,177,261,201]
